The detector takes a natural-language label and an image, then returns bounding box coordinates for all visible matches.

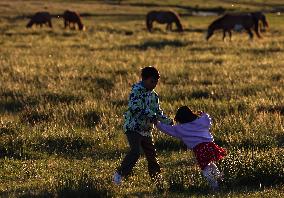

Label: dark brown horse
[63,10,84,30]
[146,10,183,32]
[26,12,52,28]
[206,12,268,41]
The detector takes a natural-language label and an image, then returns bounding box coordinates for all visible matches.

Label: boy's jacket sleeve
[156,98,173,125]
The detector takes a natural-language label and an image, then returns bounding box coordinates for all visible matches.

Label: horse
[63,10,84,31]
[206,12,267,41]
[146,10,183,32]
[26,12,52,28]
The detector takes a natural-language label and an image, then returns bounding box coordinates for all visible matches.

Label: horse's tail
[172,12,183,32]
[146,12,154,32]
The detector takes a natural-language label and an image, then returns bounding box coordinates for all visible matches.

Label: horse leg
[146,19,153,32]
[166,23,171,31]
[64,20,68,29]
[222,30,226,41]
[254,22,262,38]
[48,20,52,28]
[246,28,254,40]
[228,30,232,41]
[169,23,173,31]
[149,21,153,32]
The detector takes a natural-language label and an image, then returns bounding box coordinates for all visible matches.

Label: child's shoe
[113,172,122,185]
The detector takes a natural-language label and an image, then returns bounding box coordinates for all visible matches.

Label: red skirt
[193,142,227,170]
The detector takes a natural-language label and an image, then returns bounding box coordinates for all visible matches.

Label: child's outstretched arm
[156,122,179,138]
[155,95,173,125]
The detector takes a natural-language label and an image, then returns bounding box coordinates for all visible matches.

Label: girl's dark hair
[175,106,199,124]
[141,66,160,80]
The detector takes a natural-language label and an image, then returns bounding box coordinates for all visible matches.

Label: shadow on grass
[125,39,189,50]
[0,124,17,136]
[34,136,92,157]
[56,174,113,198]
[215,137,277,150]
[94,26,134,35]
[83,111,101,128]
[189,46,224,52]
[186,58,223,65]
[155,138,187,152]
[0,137,25,159]
[0,188,52,198]
[270,74,282,81]
[41,92,85,105]
[63,109,101,129]
[245,47,282,55]
[4,31,42,37]
[0,90,39,113]
[277,134,284,147]
[257,105,284,115]
[76,76,115,92]
[0,137,40,160]
[183,28,207,33]
[110,99,128,107]
[20,109,52,125]
[16,174,113,198]
[0,90,85,114]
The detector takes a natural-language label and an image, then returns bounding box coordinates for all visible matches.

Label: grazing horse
[63,10,84,30]
[26,12,52,28]
[206,12,267,41]
[146,10,183,32]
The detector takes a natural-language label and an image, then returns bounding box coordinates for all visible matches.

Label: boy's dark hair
[141,66,160,80]
[175,106,199,124]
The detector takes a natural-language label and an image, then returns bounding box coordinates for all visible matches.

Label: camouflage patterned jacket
[123,81,173,136]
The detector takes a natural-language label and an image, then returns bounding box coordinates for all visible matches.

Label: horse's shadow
[124,39,192,50]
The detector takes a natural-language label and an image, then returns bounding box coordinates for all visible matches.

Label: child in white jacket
[156,106,226,190]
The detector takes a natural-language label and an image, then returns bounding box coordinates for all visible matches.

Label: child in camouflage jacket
[113,66,172,190]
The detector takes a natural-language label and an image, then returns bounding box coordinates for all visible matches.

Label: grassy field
[0,0,284,197]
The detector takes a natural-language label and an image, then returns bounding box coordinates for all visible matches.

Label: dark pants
[117,132,161,180]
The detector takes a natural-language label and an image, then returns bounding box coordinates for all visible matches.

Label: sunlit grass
[0,0,283,197]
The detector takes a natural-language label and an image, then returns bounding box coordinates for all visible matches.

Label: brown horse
[206,12,268,41]
[26,12,52,28]
[146,10,183,32]
[63,10,84,30]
